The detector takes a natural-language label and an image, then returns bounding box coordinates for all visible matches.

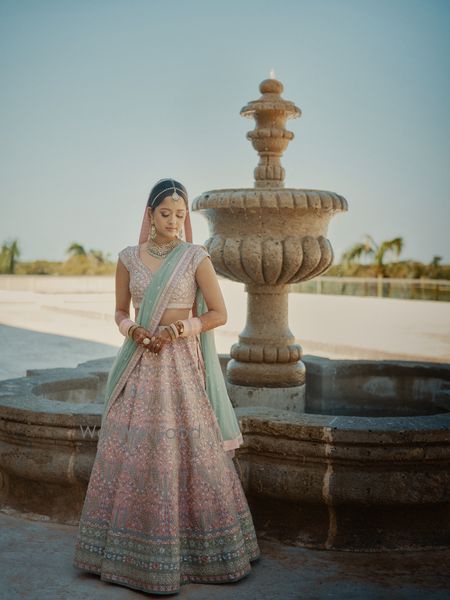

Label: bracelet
[178,317,203,337]
[119,317,135,337]
[169,323,180,339]
[164,317,203,341]
[128,324,139,339]
[164,325,177,341]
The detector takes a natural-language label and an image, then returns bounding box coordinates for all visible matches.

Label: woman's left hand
[149,328,172,354]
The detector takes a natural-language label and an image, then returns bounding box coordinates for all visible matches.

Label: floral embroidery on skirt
[73,327,260,594]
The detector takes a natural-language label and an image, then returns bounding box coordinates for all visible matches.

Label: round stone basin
[33,377,107,404]
[0,361,107,525]
[232,357,450,552]
[304,357,450,417]
[0,355,448,552]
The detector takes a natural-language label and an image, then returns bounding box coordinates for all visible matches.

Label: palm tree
[341,234,404,276]
[66,243,87,257]
[0,239,21,274]
[430,255,442,267]
[89,249,106,264]
[428,255,443,279]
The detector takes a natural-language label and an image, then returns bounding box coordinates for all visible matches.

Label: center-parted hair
[147,178,189,211]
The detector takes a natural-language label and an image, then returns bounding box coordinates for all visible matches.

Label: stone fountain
[0,77,449,551]
[192,77,348,412]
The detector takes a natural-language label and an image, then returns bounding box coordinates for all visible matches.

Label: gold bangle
[165,325,176,340]
[169,323,179,339]
[128,324,139,339]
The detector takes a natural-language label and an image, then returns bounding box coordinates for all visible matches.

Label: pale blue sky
[1,0,449,263]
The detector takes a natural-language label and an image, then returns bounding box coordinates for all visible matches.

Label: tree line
[0,235,448,279]
[0,240,113,275]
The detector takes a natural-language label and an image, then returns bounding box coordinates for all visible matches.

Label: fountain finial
[240,77,301,188]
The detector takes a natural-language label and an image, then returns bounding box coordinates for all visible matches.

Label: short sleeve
[191,244,211,273]
[118,246,132,271]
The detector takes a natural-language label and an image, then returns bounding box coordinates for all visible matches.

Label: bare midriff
[134,307,191,326]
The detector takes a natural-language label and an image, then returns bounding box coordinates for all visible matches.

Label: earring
[150,224,157,240]
[178,227,184,240]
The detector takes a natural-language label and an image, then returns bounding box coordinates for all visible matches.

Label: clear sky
[1,0,449,264]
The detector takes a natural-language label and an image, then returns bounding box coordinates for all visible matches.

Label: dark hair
[147,179,188,211]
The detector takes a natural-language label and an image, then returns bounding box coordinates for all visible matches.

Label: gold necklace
[146,237,182,259]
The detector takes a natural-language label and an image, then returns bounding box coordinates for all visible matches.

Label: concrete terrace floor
[0,283,449,380]
[1,509,450,600]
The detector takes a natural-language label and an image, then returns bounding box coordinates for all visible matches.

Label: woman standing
[73,178,260,594]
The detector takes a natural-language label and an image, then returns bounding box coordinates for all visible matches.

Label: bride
[73,178,260,595]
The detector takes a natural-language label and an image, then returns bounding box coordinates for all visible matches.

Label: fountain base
[0,355,449,551]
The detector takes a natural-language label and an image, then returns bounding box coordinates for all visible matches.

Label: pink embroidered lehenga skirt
[73,325,260,594]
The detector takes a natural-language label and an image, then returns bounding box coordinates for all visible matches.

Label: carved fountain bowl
[192,188,348,284]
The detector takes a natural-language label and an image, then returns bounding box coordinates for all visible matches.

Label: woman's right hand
[131,326,152,346]
[132,326,164,353]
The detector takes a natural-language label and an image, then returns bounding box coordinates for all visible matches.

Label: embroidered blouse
[118,243,211,311]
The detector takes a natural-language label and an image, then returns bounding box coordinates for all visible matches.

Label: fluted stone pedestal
[226,282,305,411]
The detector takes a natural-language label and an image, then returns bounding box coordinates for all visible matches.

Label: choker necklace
[146,237,182,259]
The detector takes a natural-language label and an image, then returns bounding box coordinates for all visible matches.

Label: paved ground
[1,509,450,600]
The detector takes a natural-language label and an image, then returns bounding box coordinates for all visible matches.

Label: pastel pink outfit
[72,239,260,594]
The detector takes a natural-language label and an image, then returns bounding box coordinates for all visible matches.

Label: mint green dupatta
[102,241,243,452]
[195,287,243,451]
